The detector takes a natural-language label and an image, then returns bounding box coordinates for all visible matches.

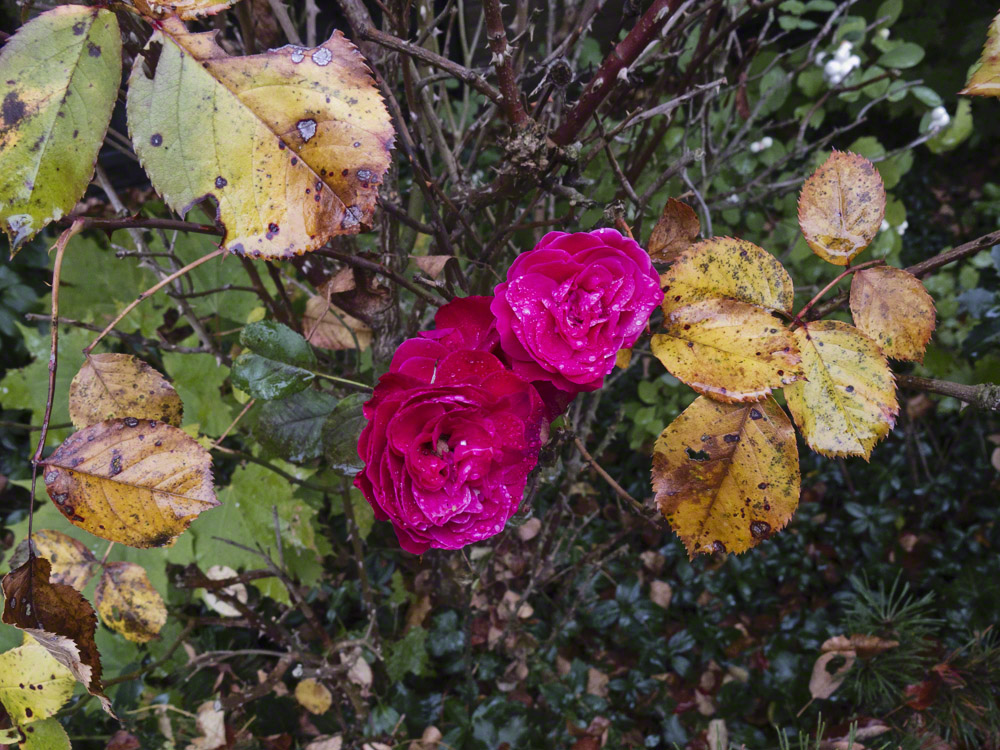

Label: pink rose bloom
[354,336,545,554]
[491,229,663,393]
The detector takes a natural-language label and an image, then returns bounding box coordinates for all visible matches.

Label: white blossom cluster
[929,105,950,131]
[816,41,860,86]
[749,136,773,153]
[880,219,909,235]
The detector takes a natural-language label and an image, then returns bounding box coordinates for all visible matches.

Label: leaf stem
[312,371,374,391]
[791,259,885,328]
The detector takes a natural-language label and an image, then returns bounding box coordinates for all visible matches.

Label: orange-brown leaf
[652,395,800,558]
[849,266,936,362]
[648,198,700,263]
[798,151,885,266]
[1,557,112,715]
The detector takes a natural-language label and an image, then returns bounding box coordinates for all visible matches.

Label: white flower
[929,105,950,130]
[878,28,890,39]
[816,52,828,66]
[727,194,740,204]
[761,136,773,149]
[880,219,890,232]
[835,41,853,62]
[897,220,909,236]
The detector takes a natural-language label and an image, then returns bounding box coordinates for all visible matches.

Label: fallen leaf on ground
[295,678,333,715]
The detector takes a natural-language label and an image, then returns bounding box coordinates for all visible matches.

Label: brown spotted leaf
[651,299,803,403]
[126,18,394,259]
[652,395,800,558]
[648,198,700,264]
[69,353,183,430]
[660,237,794,317]
[42,419,218,548]
[961,12,1000,96]
[798,151,886,266]
[1,557,112,715]
[0,634,76,726]
[784,320,899,459]
[8,530,98,591]
[95,562,167,643]
[303,295,372,351]
[134,0,243,20]
[849,266,936,362]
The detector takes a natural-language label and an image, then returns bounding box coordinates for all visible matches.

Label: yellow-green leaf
[8,529,98,591]
[961,11,1000,96]
[126,18,394,259]
[0,635,76,726]
[652,299,803,403]
[784,320,899,459]
[135,0,243,20]
[0,6,121,253]
[850,266,936,362]
[42,419,218,548]
[1,557,112,716]
[15,717,71,750]
[660,237,794,317]
[95,562,167,643]
[69,353,183,429]
[652,395,800,558]
[295,678,333,715]
[797,151,885,266]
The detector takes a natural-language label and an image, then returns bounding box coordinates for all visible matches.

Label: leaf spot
[297,119,317,142]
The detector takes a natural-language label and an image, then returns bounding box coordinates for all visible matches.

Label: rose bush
[354,336,545,553]
[491,228,663,394]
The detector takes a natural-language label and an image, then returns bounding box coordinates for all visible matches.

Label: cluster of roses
[354,229,665,554]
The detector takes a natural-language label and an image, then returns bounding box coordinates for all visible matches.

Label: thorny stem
[482,0,529,127]
[28,220,85,547]
[83,247,228,356]
[792,259,885,328]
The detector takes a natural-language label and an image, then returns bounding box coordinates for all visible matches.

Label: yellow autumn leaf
[42,419,218,548]
[0,6,121,252]
[126,18,394,259]
[134,0,243,20]
[651,299,803,403]
[660,237,794,316]
[652,396,800,558]
[961,11,1000,96]
[784,320,899,459]
[8,529,98,591]
[0,635,76,726]
[15,717,71,750]
[849,266,936,362]
[797,151,886,266]
[69,353,183,429]
[647,198,700,264]
[303,295,373,351]
[95,562,168,643]
[295,678,333,715]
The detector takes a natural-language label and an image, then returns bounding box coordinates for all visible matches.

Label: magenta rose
[491,228,663,394]
[354,336,545,554]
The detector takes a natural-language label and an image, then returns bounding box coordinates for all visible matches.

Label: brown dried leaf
[69,353,183,429]
[411,255,455,280]
[850,634,900,659]
[42,419,218,548]
[652,395,800,557]
[95,562,167,643]
[303,295,372,351]
[648,198,700,263]
[798,151,886,266]
[1,557,113,715]
[809,636,856,700]
[849,266,936,362]
[187,700,226,750]
[134,0,242,20]
[8,529,98,591]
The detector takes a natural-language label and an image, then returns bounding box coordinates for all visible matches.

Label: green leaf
[385,627,429,681]
[876,0,903,25]
[877,43,925,69]
[322,393,367,475]
[253,389,338,463]
[927,99,973,154]
[0,6,121,253]
[17,717,71,750]
[162,351,235,436]
[911,86,943,107]
[232,321,317,401]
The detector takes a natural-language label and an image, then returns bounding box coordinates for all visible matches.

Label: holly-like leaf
[651,299,802,403]
[648,198,700,264]
[8,530,98,591]
[0,635,76,726]
[798,151,886,266]
[134,0,243,20]
[1,557,112,715]
[14,717,71,750]
[652,396,800,558]
[660,237,795,317]
[231,320,317,401]
[849,266,936,362]
[304,295,372,351]
[253,389,338,463]
[0,6,122,253]
[69,354,183,430]
[322,393,367,475]
[126,18,394,258]
[784,320,899,459]
[95,562,167,644]
[42,419,218,548]
[961,12,1000,96]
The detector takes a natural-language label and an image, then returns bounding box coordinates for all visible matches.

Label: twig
[793,259,885,326]
[266,0,302,45]
[482,0,529,126]
[573,436,650,518]
[57,215,222,236]
[316,248,444,306]
[23,314,209,354]
[896,375,1000,412]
